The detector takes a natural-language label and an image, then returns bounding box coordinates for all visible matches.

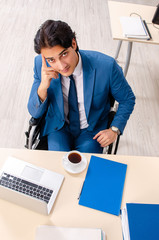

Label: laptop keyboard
[0,172,53,204]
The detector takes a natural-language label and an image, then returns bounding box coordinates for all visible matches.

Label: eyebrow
[45,48,68,60]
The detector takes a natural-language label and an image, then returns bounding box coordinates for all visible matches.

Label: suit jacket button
[54,127,58,130]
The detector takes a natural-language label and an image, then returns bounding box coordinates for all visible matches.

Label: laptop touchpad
[21,166,44,182]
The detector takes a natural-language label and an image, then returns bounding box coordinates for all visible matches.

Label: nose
[56,60,67,71]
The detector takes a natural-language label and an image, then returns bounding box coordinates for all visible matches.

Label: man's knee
[75,134,103,153]
[47,130,72,151]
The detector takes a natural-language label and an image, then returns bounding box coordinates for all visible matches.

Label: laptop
[0,156,64,215]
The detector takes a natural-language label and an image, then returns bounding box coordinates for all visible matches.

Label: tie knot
[69,74,74,81]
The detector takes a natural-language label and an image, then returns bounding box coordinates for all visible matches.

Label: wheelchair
[25,97,120,154]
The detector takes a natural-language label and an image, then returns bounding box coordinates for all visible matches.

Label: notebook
[35,225,106,240]
[120,16,151,40]
[121,203,159,240]
[78,155,127,216]
[0,156,64,214]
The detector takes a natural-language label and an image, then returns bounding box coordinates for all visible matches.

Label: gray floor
[0,0,159,156]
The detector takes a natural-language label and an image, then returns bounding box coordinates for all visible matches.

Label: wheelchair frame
[25,101,120,154]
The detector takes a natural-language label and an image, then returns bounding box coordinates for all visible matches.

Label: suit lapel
[46,60,64,119]
[80,51,95,119]
[50,75,64,119]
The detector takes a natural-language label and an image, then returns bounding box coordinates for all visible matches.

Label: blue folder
[125,203,159,240]
[78,155,127,216]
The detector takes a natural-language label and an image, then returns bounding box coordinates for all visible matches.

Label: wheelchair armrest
[29,117,41,127]
[25,117,43,149]
[107,110,116,129]
[104,102,120,154]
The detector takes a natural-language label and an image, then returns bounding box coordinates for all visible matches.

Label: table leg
[123,41,133,77]
[115,40,122,60]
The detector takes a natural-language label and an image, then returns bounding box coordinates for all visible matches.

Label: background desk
[108,1,159,76]
[0,148,159,240]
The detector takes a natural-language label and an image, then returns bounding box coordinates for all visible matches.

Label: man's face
[41,39,79,77]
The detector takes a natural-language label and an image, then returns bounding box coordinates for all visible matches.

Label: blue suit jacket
[28,50,135,136]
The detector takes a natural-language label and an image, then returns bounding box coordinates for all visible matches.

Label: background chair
[25,97,120,154]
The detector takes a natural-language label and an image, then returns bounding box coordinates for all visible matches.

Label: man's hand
[37,55,59,102]
[93,128,118,147]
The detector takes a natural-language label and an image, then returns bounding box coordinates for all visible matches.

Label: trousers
[47,123,103,153]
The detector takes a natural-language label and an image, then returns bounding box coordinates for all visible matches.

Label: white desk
[108,1,159,76]
[0,148,159,240]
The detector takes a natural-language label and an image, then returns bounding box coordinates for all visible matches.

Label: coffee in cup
[68,152,82,164]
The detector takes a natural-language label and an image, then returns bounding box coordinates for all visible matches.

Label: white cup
[64,150,83,168]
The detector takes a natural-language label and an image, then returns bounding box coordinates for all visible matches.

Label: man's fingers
[98,137,110,147]
[93,131,110,147]
[93,131,103,139]
[93,129,117,148]
[42,55,58,79]
[98,137,107,144]
[43,70,55,75]
[43,67,55,72]
[96,135,105,143]
[42,54,47,67]
[42,55,55,72]
[101,141,109,147]
[43,72,58,80]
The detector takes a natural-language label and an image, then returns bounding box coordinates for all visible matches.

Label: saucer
[62,153,87,174]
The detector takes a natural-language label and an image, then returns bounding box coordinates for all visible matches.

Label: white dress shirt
[61,53,89,129]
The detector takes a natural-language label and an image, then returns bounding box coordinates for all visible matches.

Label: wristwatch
[111,126,120,135]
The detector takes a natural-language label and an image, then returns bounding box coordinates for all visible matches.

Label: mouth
[61,66,70,74]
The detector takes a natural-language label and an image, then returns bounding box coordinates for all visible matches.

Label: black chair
[25,98,120,154]
[25,113,48,150]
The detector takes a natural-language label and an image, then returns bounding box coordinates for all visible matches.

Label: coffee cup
[63,150,87,173]
[64,150,82,168]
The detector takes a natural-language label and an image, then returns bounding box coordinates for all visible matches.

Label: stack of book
[120,16,151,40]
[121,203,159,240]
[35,226,106,240]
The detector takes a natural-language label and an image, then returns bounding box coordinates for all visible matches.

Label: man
[28,20,135,153]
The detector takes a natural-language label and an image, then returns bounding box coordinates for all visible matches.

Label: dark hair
[34,20,79,54]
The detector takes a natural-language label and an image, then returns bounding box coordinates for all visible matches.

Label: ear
[72,38,77,50]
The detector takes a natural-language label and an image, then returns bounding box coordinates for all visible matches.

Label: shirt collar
[72,52,82,77]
